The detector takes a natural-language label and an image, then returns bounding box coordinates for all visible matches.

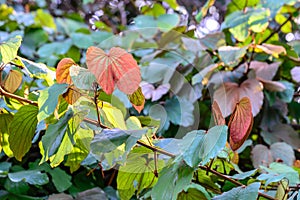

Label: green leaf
[34,9,56,30]
[50,168,72,192]
[0,35,22,64]
[226,0,259,15]
[275,179,288,200]
[9,105,38,161]
[213,182,261,200]
[151,161,194,200]
[117,147,164,200]
[65,127,93,173]
[257,173,285,187]
[0,113,13,156]
[141,3,166,17]
[218,46,248,66]
[182,125,228,167]
[70,33,93,49]
[0,162,12,178]
[69,65,96,90]
[288,40,300,57]
[40,110,87,167]
[262,0,298,18]
[221,8,270,41]
[277,81,294,103]
[8,170,49,186]
[231,169,258,180]
[90,128,147,154]
[37,83,68,122]
[165,96,194,127]
[134,14,180,32]
[37,39,72,58]
[195,0,216,22]
[177,183,211,200]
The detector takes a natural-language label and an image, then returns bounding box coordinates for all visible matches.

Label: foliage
[0,0,300,199]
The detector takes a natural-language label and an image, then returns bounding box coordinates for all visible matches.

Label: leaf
[231,169,258,180]
[141,82,170,102]
[255,43,286,58]
[195,0,216,22]
[275,179,289,200]
[0,114,13,156]
[199,32,226,50]
[70,33,93,49]
[86,46,141,95]
[249,61,280,80]
[182,125,228,167]
[177,183,211,200]
[37,83,68,122]
[258,79,286,92]
[257,173,285,187]
[0,35,22,64]
[213,79,264,117]
[218,46,248,66]
[90,128,146,154]
[221,8,270,41]
[270,142,295,166]
[134,14,180,32]
[151,162,195,200]
[128,87,145,113]
[8,105,38,161]
[262,0,298,18]
[69,65,96,90]
[34,9,56,30]
[56,58,78,84]
[102,103,127,129]
[212,182,261,200]
[62,86,82,105]
[76,188,108,200]
[3,70,22,93]
[251,144,273,168]
[165,96,195,127]
[50,168,72,192]
[228,97,253,151]
[291,66,300,82]
[212,101,225,126]
[8,170,49,185]
[117,147,164,200]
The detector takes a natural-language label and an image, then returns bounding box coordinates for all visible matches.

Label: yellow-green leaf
[0,35,22,64]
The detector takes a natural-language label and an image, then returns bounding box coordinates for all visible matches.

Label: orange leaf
[56,58,77,84]
[63,86,81,105]
[128,87,145,113]
[86,47,141,95]
[3,70,22,93]
[212,101,225,125]
[228,97,253,151]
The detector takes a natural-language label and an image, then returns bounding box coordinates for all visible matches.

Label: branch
[0,86,38,106]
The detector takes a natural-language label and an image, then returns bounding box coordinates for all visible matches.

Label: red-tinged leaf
[291,66,300,83]
[86,46,141,95]
[229,97,253,151]
[251,144,273,168]
[128,87,145,113]
[249,61,280,81]
[3,69,22,93]
[212,101,225,125]
[258,79,286,92]
[63,86,82,105]
[56,58,78,84]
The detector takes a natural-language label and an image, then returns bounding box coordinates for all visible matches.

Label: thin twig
[0,86,38,106]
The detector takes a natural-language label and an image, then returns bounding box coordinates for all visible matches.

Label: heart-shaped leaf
[3,69,23,93]
[128,87,145,113]
[62,86,82,105]
[212,101,225,126]
[228,97,253,151]
[56,58,78,84]
[86,47,141,95]
[249,61,280,81]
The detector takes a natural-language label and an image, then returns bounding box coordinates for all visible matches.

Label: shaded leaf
[251,144,273,168]
[128,87,145,113]
[0,35,22,64]
[177,183,211,200]
[141,82,170,102]
[69,65,96,90]
[255,43,286,58]
[257,173,285,187]
[232,169,258,180]
[86,46,141,95]
[214,79,264,117]
[8,170,49,185]
[70,33,93,49]
[212,182,261,200]
[76,188,108,200]
[8,105,38,161]
[50,168,72,192]
[3,70,22,93]
[270,142,295,166]
[249,61,280,80]
[229,97,253,151]
[259,79,286,92]
[291,66,300,82]
[218,46,248,66]
[212,101,225,126]
[56,58,78,84]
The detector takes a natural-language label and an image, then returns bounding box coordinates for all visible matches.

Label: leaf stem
[0,85,38,106]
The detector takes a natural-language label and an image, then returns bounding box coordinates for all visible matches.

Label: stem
[0,86,38,106]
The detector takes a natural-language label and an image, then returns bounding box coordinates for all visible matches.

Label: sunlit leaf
[275,179,289,200]
[69,65,96,90]
[62,86,82,105]
[8,105,38,161]
[86,46,141,95]
[128,87,145,113]
[218,46,248,66]
[255,43,286,58]
[228,97,253,151]
[34,9,56,30]
[102,103,127,129]
[8,170,49,185]
[0,35,22,64]
[0,114,13,156]
[56,58,78,84]
[3,70,22,93]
